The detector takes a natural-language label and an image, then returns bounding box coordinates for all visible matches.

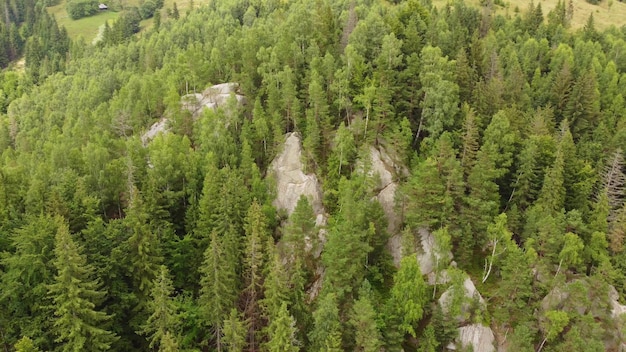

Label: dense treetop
[2,0,626,351]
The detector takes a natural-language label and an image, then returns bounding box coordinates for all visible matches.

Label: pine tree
[242,200,270,350]
[460,104,480,177]
[282,195,317,266]
[159,332,179,352]
[321,177,373,300]
[309,292,342,352]
[265,302,299,352]
[48,220,118,352]
[125,186,161,305]
[222,308,247,352]
[14,336,41,352]
[565,69,600,138]
[141,265,179,350]
[199,232,237,351]
[349,281,382,352]
[419,45,460,141]
[535,146,565,215]
[403,133,464,234]
[418,324,439,352]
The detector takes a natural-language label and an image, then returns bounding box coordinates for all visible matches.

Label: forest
[1,0,626,351]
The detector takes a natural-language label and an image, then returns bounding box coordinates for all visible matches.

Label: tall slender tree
[48,219,118,352]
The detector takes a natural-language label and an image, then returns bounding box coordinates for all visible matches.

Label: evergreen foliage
[1,0,626,350]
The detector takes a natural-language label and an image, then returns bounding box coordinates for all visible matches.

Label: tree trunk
[482,238,498,283]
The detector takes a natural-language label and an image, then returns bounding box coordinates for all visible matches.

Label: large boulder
[366,146,407,266]
[141,118,169,145]
[270,132,325,223]
[448,324,495,352]
[439,276,486,324]
[609,285,626,319]
[182,82,245,118]
[142,82,244,144]
[417,228,453,283]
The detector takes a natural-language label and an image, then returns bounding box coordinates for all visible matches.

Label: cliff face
[269,132,325,224]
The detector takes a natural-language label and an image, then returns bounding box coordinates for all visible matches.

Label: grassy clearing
[47,0,209,42]
[431,0,626,30]
[47,2,120,41]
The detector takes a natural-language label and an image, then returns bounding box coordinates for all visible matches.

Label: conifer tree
[265,302,299,352]
[199,232,237,351]
[460,104,480,177]
[242,200,270,350]
[349,281,382,352]
[222,309,247,352]
[125,186,161,305]
[309,292,342,352]
[48,220,118,352]
[418,324,439,352]
[14,336,41,352]
[159,332,179,352]
[387,256,428,339]
[535,146,565,215]
[142,265,179,350]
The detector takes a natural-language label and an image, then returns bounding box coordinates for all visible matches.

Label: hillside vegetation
[432,0,626,29]
[2,0,626,352]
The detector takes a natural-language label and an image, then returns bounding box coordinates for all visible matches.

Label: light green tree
[141,265,179,350]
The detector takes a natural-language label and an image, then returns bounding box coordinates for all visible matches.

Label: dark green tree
[48,220,118,352]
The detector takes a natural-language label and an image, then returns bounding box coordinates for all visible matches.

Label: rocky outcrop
[141,118,169,145]
[367,146,406,266]
[270,132,327,302]
[417,228,453,284]
[609,285,626,319]
[270,132,324,222]
[439,276,486,322]
[447,324,495,352]
[182,82,245,118]
[142,83,244,144]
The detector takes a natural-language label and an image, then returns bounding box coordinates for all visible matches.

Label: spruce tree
[387,256,428,339]
[48,220,118,352]
[349,281,382,352]
[309,292,342,352]
[265,302,299,352]
[222,308,247,352]
[125,186,161,305]
[141,265,179,350]
[242,200,270,350]
[14,336,41,352]
[199,232,237,351]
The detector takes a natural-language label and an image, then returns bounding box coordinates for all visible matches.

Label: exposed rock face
[367,146,406,266]
[141,118,169,145]
[142,83,244,144]
[182,82,245,118]
[439,276,486,321]
[609,285,626,319]
[270,132,324,220]
[455,324,496,352]
[270,132,327,302]
[417,227,453,284]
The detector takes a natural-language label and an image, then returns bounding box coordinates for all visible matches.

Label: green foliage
[349,281,383,352]
[199,232,237,348]
[48,219,118,351]
[309,292,342,352]
[265,302,299,352]
[141,265,180,350]
[66,0,98,20]
[3,0,626,351]
[14,336,41,352]
[388,256,428,338]
[222,308,247,352]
